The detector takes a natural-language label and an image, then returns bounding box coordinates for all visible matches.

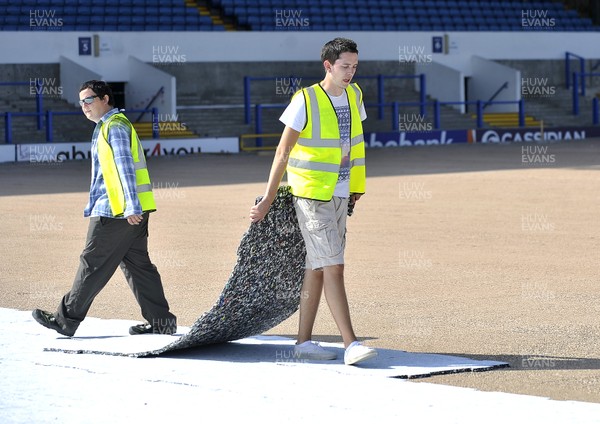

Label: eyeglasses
[78,95,99,106]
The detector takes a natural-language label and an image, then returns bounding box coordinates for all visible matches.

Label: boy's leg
[296,269,324,344]
[322,264,357,348]
[294,196,357,346]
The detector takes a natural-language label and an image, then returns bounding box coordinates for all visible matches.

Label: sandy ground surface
[1,139,599,403]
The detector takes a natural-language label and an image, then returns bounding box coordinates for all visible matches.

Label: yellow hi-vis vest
[97,112,156,217]
[286,83,366,201]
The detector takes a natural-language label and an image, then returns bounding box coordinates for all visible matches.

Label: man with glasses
[32,80,177,337]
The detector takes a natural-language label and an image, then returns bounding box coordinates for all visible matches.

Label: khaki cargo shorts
[293,196,349,270]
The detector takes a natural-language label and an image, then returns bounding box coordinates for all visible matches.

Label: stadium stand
[0,0,230,31]
[0,1,598,144]
[0,0,597,32]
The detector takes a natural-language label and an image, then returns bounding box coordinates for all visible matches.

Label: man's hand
[350,193,363,203]
[249,198,272,223]
[126,214,144,225]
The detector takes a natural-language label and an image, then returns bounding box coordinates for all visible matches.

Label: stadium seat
[0,0,597,32]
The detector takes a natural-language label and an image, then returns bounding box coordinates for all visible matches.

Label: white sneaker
[344,341,377,365]
[293,341,337,360]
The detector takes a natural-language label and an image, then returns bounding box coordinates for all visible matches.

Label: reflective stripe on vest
[287,83,366,201]
[97,113,156,216]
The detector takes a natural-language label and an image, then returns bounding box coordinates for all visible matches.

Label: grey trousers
[55,213,176,334]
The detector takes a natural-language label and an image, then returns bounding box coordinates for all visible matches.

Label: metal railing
[135,86,164,123]
[244,73,426,124]
[563,53,600,122]
[252,98,527,135]
[432,99,525,129]
[571,72,600,115]
[482,81,509,109]
[565,51,586,90]
[0,81,44,130]
[3,108,159,143]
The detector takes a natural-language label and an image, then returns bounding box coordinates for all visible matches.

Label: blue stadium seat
[103,6,119,16]
[429,15,442,25]
[145,16,159,25]
[172,16,185,25]
[3,15,19,25]
[146,7,159,15]
[1,0,597,32]
[131,15,144,25]
[118,15,131,25]
[75,15,90,24]
[90,15,104,25]
[172,6,187,16]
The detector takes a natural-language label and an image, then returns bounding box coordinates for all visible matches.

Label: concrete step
[133,122,199,139]
[522,86,597,127]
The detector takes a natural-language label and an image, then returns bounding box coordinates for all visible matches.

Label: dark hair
[320,38,358,65]
[79,80,114,106]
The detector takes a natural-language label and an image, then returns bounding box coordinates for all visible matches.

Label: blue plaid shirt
[84,108,143,218]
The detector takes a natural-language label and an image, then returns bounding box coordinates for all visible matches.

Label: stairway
[186,0,237,30]
[476,113,541,128]
[0,94,94,144]
[133,121,198,139]
[520,86,598,128]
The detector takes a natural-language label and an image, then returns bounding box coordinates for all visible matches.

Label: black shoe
[129,323,176,335]
[32,309,75,337]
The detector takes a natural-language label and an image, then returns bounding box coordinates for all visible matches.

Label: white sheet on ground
[2,308,600,424]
